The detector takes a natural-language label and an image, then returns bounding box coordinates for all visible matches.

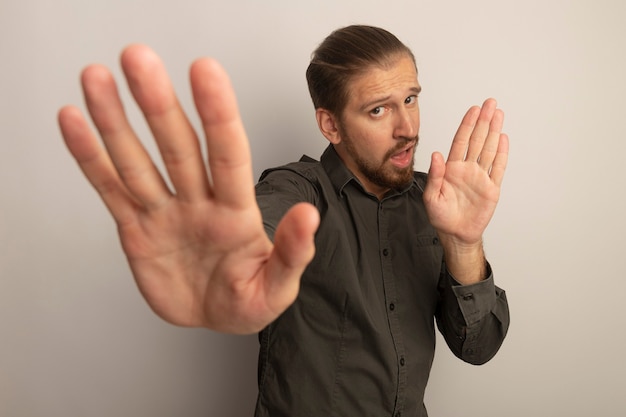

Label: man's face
[334,54,421,198]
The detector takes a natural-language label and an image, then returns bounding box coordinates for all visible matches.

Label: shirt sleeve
[435,261,510,365]
[255,168,318,242]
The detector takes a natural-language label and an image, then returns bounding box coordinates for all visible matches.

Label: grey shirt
[254,145,509,417]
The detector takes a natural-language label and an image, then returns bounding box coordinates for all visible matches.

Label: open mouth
[389,143,415,168]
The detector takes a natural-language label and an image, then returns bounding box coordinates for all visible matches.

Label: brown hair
[306,25,416,117]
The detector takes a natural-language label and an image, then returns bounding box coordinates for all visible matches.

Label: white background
[1,0,625,416]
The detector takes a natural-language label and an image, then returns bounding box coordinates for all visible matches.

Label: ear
[315,108,341,145]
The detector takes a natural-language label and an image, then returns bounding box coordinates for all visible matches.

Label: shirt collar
[319,144,418,199]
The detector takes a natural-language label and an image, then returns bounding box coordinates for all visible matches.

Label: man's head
[307,25,421,198]
[306,25,416,119]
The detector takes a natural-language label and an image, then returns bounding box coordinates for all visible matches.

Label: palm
[118,200,267,329]
[58,45,318,334]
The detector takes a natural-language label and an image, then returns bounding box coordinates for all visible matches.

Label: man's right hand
[58,45,319,334]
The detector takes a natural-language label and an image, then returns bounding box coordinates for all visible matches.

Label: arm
[425,98,510,362]
[57,45,319,334]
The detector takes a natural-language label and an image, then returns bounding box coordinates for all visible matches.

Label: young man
[59,25,509,416]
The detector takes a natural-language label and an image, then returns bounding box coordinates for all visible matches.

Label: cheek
[345,121,392,161]
[359,121,388,142]
[367,129,393,158]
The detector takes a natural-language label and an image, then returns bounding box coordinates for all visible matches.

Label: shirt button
[432,236,439,245]
[400,357,405,366]
[382,248,389,256]
[462,293,474,301]
[389,303,395,311]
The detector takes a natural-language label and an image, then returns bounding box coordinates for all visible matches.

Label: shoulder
[258,155,325,184]
[256,156,325,205]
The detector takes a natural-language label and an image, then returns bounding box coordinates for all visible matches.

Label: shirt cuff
[448,263,498,327]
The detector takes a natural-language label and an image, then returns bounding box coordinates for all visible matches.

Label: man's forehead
[347,56,420,102]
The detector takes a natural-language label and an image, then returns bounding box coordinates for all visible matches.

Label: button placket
[378,200,406,413]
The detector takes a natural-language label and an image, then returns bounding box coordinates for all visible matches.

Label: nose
[393,107,419,140]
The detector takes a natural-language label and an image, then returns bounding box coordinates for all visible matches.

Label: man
[59,25,509,416]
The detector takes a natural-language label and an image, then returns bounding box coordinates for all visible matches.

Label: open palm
[58,45,319,334]
[424,99,508,249]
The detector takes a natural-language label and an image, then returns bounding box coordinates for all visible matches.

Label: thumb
[264,202,319,311]
[425,151,445,199]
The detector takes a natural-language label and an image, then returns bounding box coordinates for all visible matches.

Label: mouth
[388,142,416,169]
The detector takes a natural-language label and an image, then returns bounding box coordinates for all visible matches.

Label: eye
[405,95,418,105]
[370,106,385,118]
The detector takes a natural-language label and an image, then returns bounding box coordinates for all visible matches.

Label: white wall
[1,0,625,416]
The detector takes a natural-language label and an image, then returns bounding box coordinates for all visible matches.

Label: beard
[339,126,418,191]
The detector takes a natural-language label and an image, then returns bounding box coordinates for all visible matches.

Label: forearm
[436,265,510,365]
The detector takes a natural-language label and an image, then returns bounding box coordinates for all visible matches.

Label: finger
[465,98,497,162]
[120,45,210,202]
[447,105,480,162]
[190,58,255,209]
[58,105,137,225]
[489,133,509,186]
[264,203,320,312]
[82,64,171,209]
[478,108,504,171]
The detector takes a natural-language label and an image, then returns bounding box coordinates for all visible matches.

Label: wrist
[438,234,486,285]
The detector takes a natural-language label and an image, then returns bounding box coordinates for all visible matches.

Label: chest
[307,186,442,318]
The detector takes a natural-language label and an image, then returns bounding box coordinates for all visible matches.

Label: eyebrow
[360,86,422,112]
